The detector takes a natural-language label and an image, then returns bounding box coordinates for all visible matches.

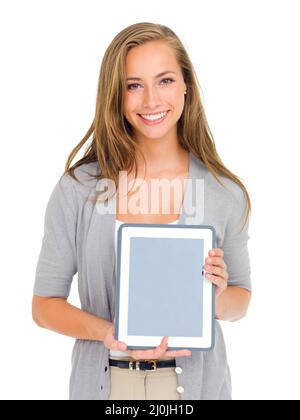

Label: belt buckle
[149,359,157,371]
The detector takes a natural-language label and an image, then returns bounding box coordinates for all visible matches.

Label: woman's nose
[142,86,161,109]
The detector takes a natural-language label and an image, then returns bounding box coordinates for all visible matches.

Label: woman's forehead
[125,42,180,76]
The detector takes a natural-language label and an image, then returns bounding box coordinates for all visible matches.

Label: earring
[184,91,187,95]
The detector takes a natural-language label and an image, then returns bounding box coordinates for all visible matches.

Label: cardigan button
[176,386,184,394]
[175,367,182,374]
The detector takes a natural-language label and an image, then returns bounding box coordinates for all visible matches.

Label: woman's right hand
[103,324,128,352]
[103,324,192,359]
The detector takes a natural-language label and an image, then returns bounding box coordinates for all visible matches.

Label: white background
[0,0,299,400]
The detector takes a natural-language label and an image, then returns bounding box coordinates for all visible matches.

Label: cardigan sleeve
[222,185,252,292]
[33,174,78,298]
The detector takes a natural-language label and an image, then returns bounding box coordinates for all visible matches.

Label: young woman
[32,22,252,400]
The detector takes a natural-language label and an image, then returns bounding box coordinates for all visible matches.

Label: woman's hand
[204,248,228,298]
[104,324,128,352]
[104,325,192,360]
[125,336,192,360]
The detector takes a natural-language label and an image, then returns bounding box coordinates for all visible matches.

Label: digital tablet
[115,224,216,351]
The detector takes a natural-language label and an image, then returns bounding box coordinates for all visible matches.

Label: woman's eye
[160,78,174,85]
[127,83,141,90]
[127,78,174,91]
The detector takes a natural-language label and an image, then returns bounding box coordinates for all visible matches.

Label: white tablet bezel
[115,224,215,351]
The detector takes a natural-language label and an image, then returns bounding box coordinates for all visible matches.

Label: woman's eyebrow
[126,70,176,81]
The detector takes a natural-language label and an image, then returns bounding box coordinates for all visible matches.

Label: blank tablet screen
[127,237,204,337]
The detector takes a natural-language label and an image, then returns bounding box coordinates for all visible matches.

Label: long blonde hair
[64,22,251,230]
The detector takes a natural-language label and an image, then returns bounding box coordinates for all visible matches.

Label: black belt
[109,358,176,371]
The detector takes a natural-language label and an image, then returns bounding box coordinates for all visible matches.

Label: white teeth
[140,111,167,121]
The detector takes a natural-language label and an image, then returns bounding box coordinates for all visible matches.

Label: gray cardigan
[34,151,251,400]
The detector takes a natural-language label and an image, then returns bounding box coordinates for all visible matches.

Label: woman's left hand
[204,248,228,298]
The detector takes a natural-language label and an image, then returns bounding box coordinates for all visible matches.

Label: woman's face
[123,40,187,143]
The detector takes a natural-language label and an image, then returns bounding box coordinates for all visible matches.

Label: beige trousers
[108,364,181,400]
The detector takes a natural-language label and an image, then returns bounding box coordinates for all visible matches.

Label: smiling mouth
[138,110,170,124]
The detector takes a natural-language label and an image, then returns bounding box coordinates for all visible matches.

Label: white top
[110,218,179,358]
